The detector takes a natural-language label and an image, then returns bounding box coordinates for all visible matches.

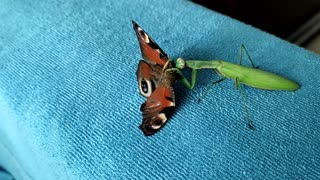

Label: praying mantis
[165,45,300,129]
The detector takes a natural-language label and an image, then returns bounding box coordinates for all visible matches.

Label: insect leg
[239,44,256,68]
[235,77,255,130]
[162,59,173,73]
[166,68,196,89]
[198,77,226,103]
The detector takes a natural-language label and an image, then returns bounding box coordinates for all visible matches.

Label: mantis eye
[139,78,154,98]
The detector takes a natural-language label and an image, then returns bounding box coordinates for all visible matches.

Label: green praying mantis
[165,45,300,129]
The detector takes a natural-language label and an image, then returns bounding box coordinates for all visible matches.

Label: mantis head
[175,58,186,70]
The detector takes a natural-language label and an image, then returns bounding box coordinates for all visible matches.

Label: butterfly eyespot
[154,119,163,126]
[139,79,154,98]
[150,113,167,130]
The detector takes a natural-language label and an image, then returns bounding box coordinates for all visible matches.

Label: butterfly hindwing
[132,20,168,66]
[139,87,175,136]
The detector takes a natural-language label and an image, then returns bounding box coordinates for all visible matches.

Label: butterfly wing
[136,59,176,136]
[139,87,175,136]
[132,20,169,66]
[133,21,177,136]
[136,60,158,98]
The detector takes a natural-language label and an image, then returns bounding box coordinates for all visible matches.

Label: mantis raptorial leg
[166,68,197,90]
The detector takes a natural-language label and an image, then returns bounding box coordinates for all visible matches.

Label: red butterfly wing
[139,87,175,136]
[133,21,177,136]
[132,20,169,66]
[136,60,158,98]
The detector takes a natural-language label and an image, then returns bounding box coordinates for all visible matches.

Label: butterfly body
[133,21,177,136]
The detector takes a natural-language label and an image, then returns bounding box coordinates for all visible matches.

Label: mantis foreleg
[166,68,197,90]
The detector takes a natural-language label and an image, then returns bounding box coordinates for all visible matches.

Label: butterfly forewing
[132,20,169,66]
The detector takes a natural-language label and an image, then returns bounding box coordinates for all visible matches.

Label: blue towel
[1,0,320,179]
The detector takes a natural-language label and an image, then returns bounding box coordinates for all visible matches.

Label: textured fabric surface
[1,0,320,179]
[0,167,14,180]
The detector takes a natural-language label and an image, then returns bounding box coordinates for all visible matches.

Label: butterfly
[132,20,178,136]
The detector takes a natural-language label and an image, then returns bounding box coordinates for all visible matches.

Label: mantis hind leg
[239,44,257,68]
[198,77,226,103]
[235,77,255,130]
